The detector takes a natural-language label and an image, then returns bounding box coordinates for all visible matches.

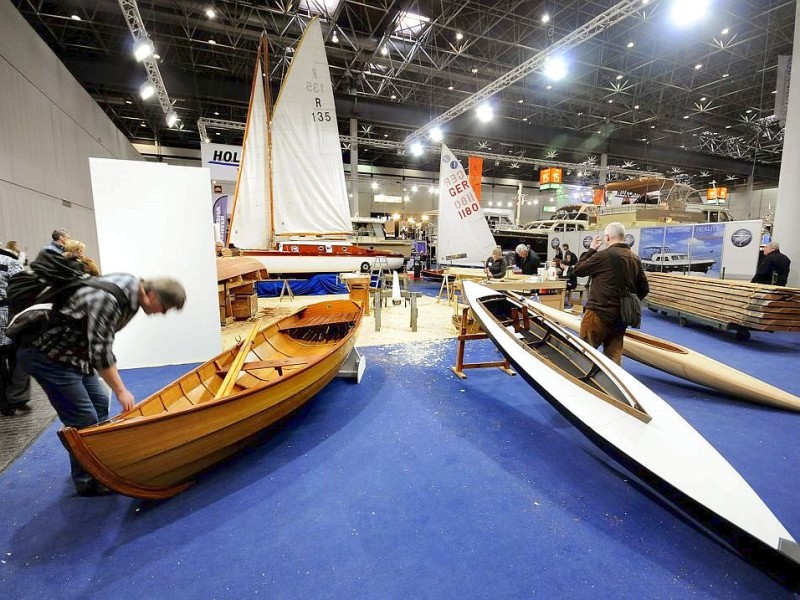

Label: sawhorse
[278,279,295,301]
[450,307,515,379]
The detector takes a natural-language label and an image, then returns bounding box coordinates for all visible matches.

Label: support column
[598,153,608,186]
[773,0,800,287]
[350,117,359,217]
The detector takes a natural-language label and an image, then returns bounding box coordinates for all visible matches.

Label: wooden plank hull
[58,300,363,500]
[462,282,800,590]
[517,297,800,412]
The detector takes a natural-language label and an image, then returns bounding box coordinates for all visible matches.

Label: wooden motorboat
[58,300,363,500]
[462,281,800,590]
[513,295,800,412]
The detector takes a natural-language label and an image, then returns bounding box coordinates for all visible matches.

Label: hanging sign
[706,186,728,202]
[468,156,483,202]
[539,167,563,190]
[201,142,241,182]
[592,187,606,205]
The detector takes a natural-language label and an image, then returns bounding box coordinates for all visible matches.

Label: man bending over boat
[17,276,186,496]
[573,222,649,365]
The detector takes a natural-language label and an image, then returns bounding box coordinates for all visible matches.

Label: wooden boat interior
[115,302,361,424]
[477,294,651,423]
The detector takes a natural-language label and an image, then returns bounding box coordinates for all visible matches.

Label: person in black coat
[485,246,507,279]
[514,244,541,275]
[751,241,791,286]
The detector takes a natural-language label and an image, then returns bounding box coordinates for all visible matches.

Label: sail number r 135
[312,111,332,122]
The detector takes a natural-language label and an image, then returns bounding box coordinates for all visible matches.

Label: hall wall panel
[0,0,140,255]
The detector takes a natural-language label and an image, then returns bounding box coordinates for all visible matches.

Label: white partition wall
[90,158,222,368]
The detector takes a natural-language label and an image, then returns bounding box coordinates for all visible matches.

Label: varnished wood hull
[58,300,363,499]
[518,297,800,412]
[463,282,800,591]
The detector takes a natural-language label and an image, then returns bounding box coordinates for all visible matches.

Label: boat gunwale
[478,292,650,423]
[75,301,363,437]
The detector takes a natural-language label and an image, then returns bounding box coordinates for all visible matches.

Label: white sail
[437,144,498,266]
[271,18,351,236]
[228,58,270,249]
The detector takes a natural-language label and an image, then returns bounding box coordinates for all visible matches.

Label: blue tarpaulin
[255,273,349,297]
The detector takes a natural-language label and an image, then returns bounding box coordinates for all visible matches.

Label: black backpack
[5,251,125,342]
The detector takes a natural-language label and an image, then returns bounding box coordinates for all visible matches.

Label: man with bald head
[573,222,649,365]
[751,241,791,286]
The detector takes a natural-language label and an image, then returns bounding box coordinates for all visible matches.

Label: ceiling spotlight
[694,64,702,70]
[522,117,528,122]
[214,111,220,116]
[541,14,550,23]
[447,85,454,91]
[456,32,464,41]
[722,73,729,78]
[745,109,753,113]
[725,125,732,129]
[166,111,179,128]
[390,94,397,100]
[429,127,443,142]
[626,41,634,48]
[545,84,552,90]
[633,104,640,109]
[672,0,709,27]
[139,81,156,100]
[204,137,211,143]
[471,67,478,74]
[371,182,379,190]
[518,99,524,103]
[70,14,81,21]
[208,39,217,45]
[608,99,613,103]
[721,28,729,35]
[476,103,494,123]
[381,46,388,56]
[683,115,690,119]
[206,8,216,19]
[544,56,567,81]
[616,74,623,80]
[412,185,418,193]
[125,99,132,105]
[133,37,155,62]
[332,31,339,43]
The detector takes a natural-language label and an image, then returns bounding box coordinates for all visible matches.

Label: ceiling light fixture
[476,103,494,123]
[208,39,217,45]
[626,41,634,48]
[381,46,388,56]
[133,37,155,62]
[700,96,706,101]
[633,104,640,109]
[456,32,464,41]
[541,14,550,24]
[447,85,454,91]
[721,28,729,35]
[70,14,81,21]
[695,64,702,70]
[206,8,216,19]
[332,31,339,43]
[410,142,424,157]
[544,56,567,81]
[722,73,729,78]
[429,127,443,142]
[166,110,178,128]
[139,81,156,100]
[545,84,552,90]
[471,67,478,74]
[671,0,709,27]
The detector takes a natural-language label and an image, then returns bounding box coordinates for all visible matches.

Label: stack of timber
[217,257,268,324]
[646,273,800,333]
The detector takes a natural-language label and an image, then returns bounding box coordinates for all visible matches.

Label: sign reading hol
[201,142,241,182]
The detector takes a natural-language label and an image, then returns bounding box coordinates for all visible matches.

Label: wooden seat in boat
[216,358,309,376]
[278,311,360,332]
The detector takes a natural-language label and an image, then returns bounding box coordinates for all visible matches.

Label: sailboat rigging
[226,18,403,276]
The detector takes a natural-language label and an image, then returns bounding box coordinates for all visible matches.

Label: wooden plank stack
[645,272,800,332]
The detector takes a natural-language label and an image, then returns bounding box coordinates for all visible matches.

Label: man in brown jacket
[573,222,649,364]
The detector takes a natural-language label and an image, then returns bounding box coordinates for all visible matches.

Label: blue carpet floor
[1,307,799,599]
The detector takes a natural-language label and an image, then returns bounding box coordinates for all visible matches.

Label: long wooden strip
[214,319,263,400]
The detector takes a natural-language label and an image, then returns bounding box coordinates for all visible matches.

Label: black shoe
[76,480,114,497]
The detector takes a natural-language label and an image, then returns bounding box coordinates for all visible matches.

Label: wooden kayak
[462,281,800,590]
[58,300,363,500]
[511,294,800,412]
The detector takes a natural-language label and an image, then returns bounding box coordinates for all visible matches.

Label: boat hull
[353,239,412,259]
[520,297,800,411]
[462,282,800,590]
[240,246,404,276]
[58,300,363,499]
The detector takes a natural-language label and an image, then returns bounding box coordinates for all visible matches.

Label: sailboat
[226,18,404,276]
[422,143,498,279]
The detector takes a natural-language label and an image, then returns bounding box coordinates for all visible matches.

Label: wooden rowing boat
[462,281,800,590]
[511,294,800,412]
[58,300,363,500]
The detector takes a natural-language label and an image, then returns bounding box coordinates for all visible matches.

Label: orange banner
[468,156,483,202]
[592,187,605,205]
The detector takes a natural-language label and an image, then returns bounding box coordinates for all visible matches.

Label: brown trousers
[579,309,626,365]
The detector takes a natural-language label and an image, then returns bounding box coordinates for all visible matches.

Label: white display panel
[90,158,222,369]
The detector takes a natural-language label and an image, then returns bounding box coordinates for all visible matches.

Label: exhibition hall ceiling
[13,0,796,187]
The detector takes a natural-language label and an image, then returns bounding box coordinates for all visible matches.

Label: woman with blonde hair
[63,239,101,277]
